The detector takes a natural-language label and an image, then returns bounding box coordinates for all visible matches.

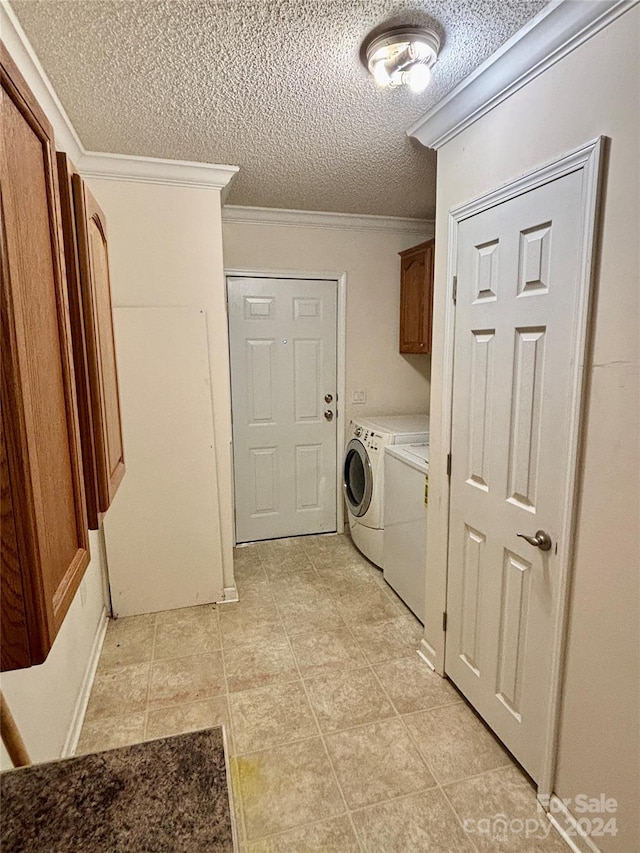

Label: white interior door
[228,277,337,543]
[445,169,588,781]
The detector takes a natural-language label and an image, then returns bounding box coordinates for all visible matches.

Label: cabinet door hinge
[442,611,448,632]
[452,276,457,304]
[446,452,452,478]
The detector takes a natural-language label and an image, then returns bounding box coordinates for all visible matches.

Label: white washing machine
[383,443,430,623]
[343,415,429,567]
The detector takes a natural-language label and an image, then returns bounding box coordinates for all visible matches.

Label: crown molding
[222,205,434,235]
[0,0,239,193]
[407,0,639,150]
[79,152,239,194]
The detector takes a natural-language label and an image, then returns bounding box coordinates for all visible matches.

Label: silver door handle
[324,410,334,421]
[517,530,552,551]
[324,393,333,403]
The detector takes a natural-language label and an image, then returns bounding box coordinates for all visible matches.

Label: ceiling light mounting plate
[364,25,440,93]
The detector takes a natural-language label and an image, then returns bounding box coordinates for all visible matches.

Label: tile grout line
[437,779,483,853]
[394,697,467,716]
[276,545,366,853]
[310,542,466,848]
[265,539,435,849]
[87,538,532,852]
[233,544,324,847]
[309,552,424,660]
[142,613,159,740]
[364,648,446,821]
[347,780,451,816]
[391,698,497,852]
[297,546,411,655]
[437,758,522,788]
[345,782,478,853]
[225,546,270,850]
[238,810,355,849]
[364,627,486,851]
[81,667,464,747]
[234,537,509,850]
[323,663,437,850]
[304,544,381,853]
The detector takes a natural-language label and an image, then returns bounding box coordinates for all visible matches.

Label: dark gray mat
[0,727,234,852]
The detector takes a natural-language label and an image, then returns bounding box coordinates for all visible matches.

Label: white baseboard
[417,637,437,671]
[219,587,239,603]
[543,795,603,853]
[61,607,109,758]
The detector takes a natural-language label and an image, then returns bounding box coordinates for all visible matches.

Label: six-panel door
[228,277,338,543]
[445,169,585,781]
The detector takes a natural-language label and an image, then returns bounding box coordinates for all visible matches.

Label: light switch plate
[351,390,367,404]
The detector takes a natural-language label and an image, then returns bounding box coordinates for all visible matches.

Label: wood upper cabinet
[1,44,90,670]
[57,154,125,529]
[398,239,434,354]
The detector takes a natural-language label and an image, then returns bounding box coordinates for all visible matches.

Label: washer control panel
[362,430,379,451]
[351,423,380,450]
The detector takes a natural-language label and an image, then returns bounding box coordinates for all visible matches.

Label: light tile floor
[77,534,566,852]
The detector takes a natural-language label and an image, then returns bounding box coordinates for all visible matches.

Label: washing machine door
[343,439,373,517]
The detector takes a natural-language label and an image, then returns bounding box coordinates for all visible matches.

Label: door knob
[517,530,552,551]
[324,393,333,403]
[324,410,334,421]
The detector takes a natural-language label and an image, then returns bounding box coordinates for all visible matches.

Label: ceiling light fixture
[364,26,440,94]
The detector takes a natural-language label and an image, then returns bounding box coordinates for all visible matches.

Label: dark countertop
[1,727,234,852]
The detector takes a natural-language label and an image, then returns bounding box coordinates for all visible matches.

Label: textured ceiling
[11,0,549,218]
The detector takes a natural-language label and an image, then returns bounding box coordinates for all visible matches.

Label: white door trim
[436,137,604,799]
[224,267,347,542]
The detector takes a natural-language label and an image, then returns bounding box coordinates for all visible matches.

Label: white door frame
[225,267,347,543]
[435,138,604,800]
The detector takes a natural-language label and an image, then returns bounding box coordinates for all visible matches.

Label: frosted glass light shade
[372,59,392,87]
[404,63,431,93]
[364,26,439,93]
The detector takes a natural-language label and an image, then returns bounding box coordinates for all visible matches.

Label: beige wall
[222,220,434,455]
[0,535,106,769]
[424,9,639,850]
[87,178,235,597]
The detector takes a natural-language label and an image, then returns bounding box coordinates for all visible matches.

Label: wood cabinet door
[1,411,31,672]
[57,154,125,528]
[1,44,90,669]
[399,240,434,354]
